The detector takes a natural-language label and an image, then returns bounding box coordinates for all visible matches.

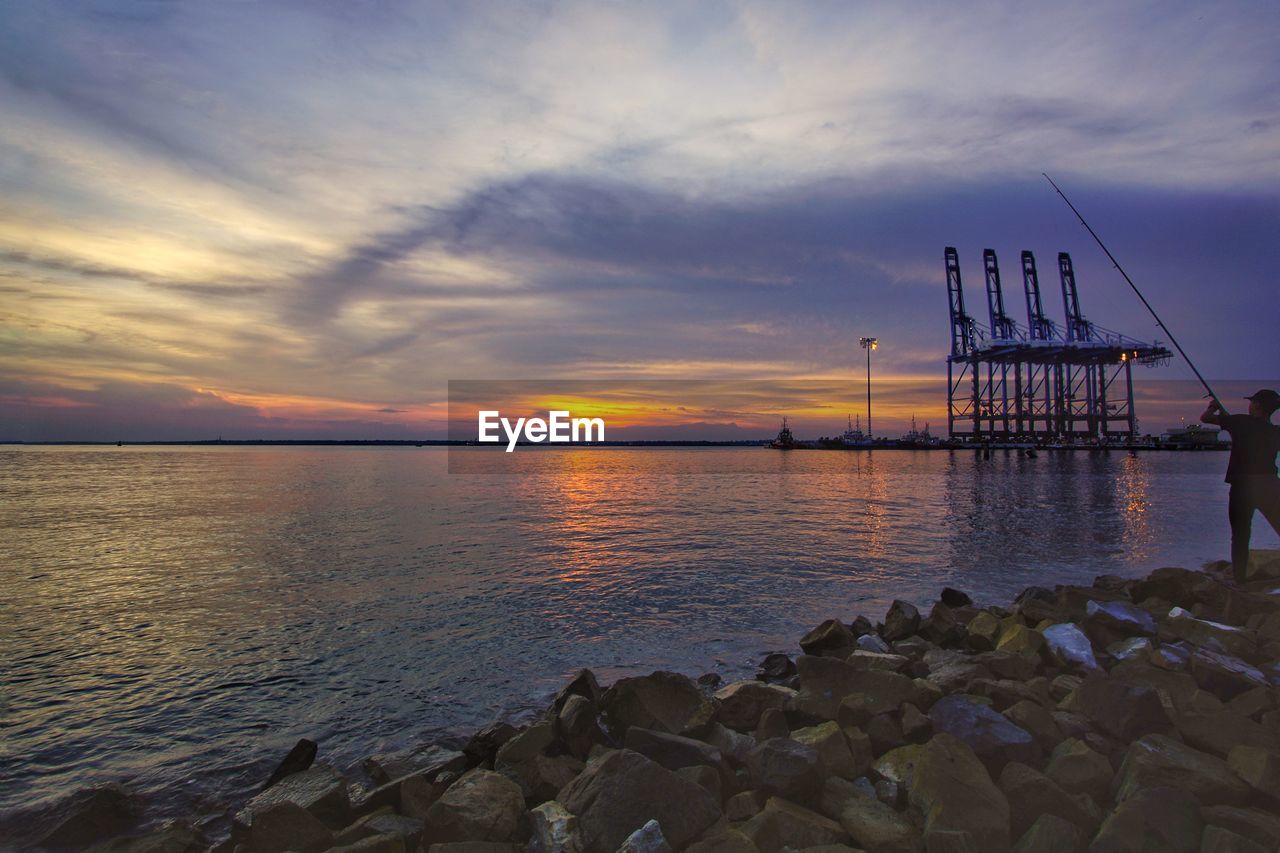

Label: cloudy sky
[1,0,1277,440]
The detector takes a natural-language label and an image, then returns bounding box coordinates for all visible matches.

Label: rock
[819,777,922,853]
[907,734,1010,851]
[801,619,858,658]
[872,743,926,788]
[866,713,905,756]
[941,588,973,608]
[1172,709,1277,758]
[600,671,717,737]
[856,633,892,654]
[463,722,520,767]
[796,655,918,720]
[527,801,582,853]
[757,653,797,684]
[334,810,424,850]
[925,658,992,694]
[420,769,525,845]
[921,829,979,852]
[1050,674,1083,702]
[846,650,910,672]
[624,727,726,776]
[249,802,334,853]
[328,834,406,853]
[745,737,823,802]
[965,612,1001,651]
[550,669,604,715]
[1113,734,1252,806]
[1227,744,1280,796]
[1073,674,1172,740]
[1165,608,1257,659]
[264,738,319,790]
[676,765,721,800]
[1200,806,1280,849]
[1228,686,1277,719]
[920,603,966,647]
[714,681,795,731]
[235,764,350,832]
[1090,786,1202,853]
[739,797,849,853]
[424,844,518,853]
[35,784,143,849]
[901,703,931,743]
[927,695,1038,772]
[616,819,672,853]
[497,752,584,804]
[1190,648,1270,699]
[1010,814,1084,853]
[1044,738,1112,804]
[1199,825,1269,853]
[85,821,203,853]
[883,600,922,642]
[684,829,758,853]
[1085,599,1158,638]
[791,722,858,780]
[557,749,721,850]
[495,721,555,766]
[557,694,605,758]
[1105,636,1151,662]
[998,761,1099,840]
[874,779,900,808]
[995,623,1045,661]
[1042,623,1099,672]
[1002,700,1062,751]
[1149,641,1192,671]
[756,707,789,740]
[704,723,757,765]
[1132,567,1227,612]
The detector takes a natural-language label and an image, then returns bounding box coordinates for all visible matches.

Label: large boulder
[1084,599,1157,638]
[1113,734,1253,806]
[1189,648,1270,699]
[1172,709,1278,758]
[1200,806,1280,849]
[997,762,1099,840]
[420,769,526,845]
[927,695,1039,772]
[1044,738,1113,805]
[883,600,922,642]
[995,623,1045,662]
[1090,786,1203,853]
[33,784,143,849]
[965,612,1001,651]
[249,802,334,853]
[713,681,795,732]
[1041,623,1099,672]
[1164,608,1258,659]
[739,797,849,853]
[1073,674,1172,740]
[557,749,721,850]
[907,734,1010,851]
[800,619,857,658]
[527,801,582,853]
[600,671,717,737]
[1131,566,1228,612]
[744,737,823,803]
[234,764,350,832]
[1227,744,1280,797]
[819,778,922,853]
[791,721,861,779]
[623,727,727,777]
[795,655,918,720]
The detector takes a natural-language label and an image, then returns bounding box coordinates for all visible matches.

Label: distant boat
[899,415,939,448]
[840,414,873,447]
[770,417,803,449]
[1159,423,1226,449]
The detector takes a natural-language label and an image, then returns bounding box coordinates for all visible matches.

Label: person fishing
[1200,389,1280,583]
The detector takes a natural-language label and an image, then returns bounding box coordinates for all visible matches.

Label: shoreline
[13,552,1280,852]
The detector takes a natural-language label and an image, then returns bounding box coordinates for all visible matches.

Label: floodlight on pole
[859,337,878,439]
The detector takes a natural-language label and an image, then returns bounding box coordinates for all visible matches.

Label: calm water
[1,446,1270,832]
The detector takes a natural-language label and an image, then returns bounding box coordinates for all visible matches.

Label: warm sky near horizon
[1,1,1278,440]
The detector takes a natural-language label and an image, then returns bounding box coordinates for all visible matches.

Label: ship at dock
[839,414,873,448]
[769,416,804,449]
[899,415,940,448]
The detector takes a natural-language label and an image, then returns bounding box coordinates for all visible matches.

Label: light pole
[859,337,878,439]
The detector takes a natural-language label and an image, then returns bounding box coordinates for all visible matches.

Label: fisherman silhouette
[1201,389,1280,583]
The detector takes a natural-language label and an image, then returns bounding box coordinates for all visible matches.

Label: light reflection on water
[0,445,1261,828]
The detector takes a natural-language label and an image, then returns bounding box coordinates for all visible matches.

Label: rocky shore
[23,551,1280,852]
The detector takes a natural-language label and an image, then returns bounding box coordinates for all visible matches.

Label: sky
[1,0,1277,441]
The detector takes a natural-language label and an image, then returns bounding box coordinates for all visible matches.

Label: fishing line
[1042,173,1226,413]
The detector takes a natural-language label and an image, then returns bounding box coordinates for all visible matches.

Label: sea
[1,445,1272,836]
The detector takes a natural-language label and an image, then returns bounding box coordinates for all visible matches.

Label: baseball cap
[1245,389,1280,411]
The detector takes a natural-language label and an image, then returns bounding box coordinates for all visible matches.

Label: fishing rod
[1042,173,1227,413]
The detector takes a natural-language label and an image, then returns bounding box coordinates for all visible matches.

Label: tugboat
[899,415,939,448]
[770,416,803,449]
[840,414,873,448]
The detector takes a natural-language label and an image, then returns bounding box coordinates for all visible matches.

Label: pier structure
[945,247,1171,442]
